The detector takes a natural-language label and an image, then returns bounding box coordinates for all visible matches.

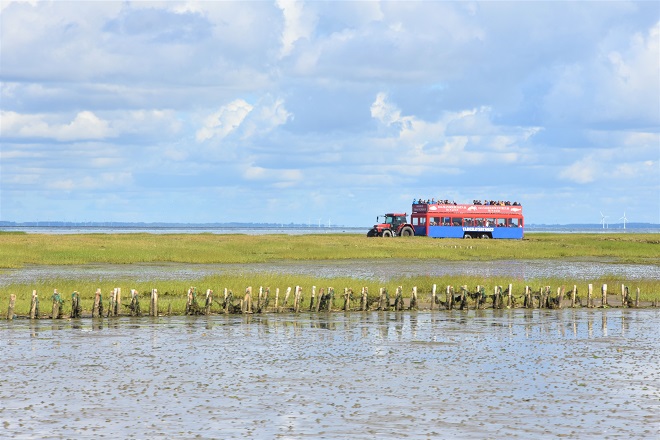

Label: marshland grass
[1,232,658,316]
[0,232,658,267]
[3,272,659,317]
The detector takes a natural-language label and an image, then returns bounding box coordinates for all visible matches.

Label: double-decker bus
[411,202,524,239]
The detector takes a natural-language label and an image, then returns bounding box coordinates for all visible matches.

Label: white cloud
[243,164,302,188]
[560,157,598,184]
[277,0,316,58]
[1,2,658,224]
[195,100,254,142]
[369,93,537,168]
[1,110,112,141]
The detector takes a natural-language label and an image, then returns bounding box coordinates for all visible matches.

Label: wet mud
[1,309,658,439]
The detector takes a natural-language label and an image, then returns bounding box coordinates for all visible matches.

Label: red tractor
[367,213,415,237]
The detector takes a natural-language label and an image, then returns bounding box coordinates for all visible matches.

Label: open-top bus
[411,202,524,239]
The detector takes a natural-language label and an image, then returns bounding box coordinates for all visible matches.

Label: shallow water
[1,309,658,439]
[1,259,658,287]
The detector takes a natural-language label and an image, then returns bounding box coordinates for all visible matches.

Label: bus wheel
[400,226,414,237]
[382,230,393,237]
[481,234,490,239]
[463,233,472,239]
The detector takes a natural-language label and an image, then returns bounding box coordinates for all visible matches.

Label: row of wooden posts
[4,282,651,320]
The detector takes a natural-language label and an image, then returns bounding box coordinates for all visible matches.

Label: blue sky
[1,1,659,227]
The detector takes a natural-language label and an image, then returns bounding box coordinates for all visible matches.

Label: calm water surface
[1,309,658,439]
[1,259,658,287]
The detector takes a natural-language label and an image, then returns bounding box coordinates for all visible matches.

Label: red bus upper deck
[411,202,524,239]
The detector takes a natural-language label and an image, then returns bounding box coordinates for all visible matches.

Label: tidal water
[1,258,657,288]
[1,309,658,439]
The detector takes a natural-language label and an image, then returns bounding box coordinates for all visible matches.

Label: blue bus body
[411,203,524,239]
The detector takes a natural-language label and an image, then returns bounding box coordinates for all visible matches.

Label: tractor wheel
[381,230,393,237]
[400,226,414,237]
[463,233,473,239]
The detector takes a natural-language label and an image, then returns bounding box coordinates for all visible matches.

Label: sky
[1,1,659,227]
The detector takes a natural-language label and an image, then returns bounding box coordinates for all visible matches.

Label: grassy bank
[2,232,658,316]
[3,273,659,317]
[0,232,658,267]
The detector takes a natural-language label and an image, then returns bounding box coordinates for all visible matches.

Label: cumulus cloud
[195,100,254,142]
[1,2,658,224]
[369,92,538,168]
[277,0,316,58]
[1,110,112,141]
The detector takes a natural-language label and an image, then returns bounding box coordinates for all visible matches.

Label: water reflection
[0,310,657,439]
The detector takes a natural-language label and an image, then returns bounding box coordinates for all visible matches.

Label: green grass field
[1,232,658,316]
[0,231,658,266]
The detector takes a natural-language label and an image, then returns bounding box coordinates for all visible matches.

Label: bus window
[452,217,462,226]
[430,217,441,226]
[496,219,506,227]
[442,217,451,226]
[509,218,520,227]
[474,218,484,227]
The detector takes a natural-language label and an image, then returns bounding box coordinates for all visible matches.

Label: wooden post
[51,289,63,319]
[447,286,453,310]
[244,287,253,313]
[557,287,564,309]
[588,284,593,308]
[571,285,577,308]
[283,287,292,308]
[524,286,531,308]
[493,286,499,309]
[409,286,418,310]
[30,290,39,319]
[92,288,102,318]
[223,288,229,314]
[205,289,213,315]
[361,287,368,311]
[293,286,300,313]
[315,288,323,312]
[601,284,608,307]
[343,288,351,311]
[393,286,403,311]
[129,289,140,316]
[263,287,270,312]
[107,289,115,317]
[635,287,640,308]
[71,291,82,318]
[310,286,316,312]
[114,288,121,316]
[326,287,334,312]
[151,289,158,316]
[275,287,280,313]
[507,284,513,308]
[7,294,16,320]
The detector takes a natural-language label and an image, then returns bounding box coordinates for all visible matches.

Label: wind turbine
[600,212,609,229]
[619,212,628,230]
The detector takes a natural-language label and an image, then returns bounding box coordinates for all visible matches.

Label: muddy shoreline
[1,310,658,439]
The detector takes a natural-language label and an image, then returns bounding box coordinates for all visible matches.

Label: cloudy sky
[1,1,658,227]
